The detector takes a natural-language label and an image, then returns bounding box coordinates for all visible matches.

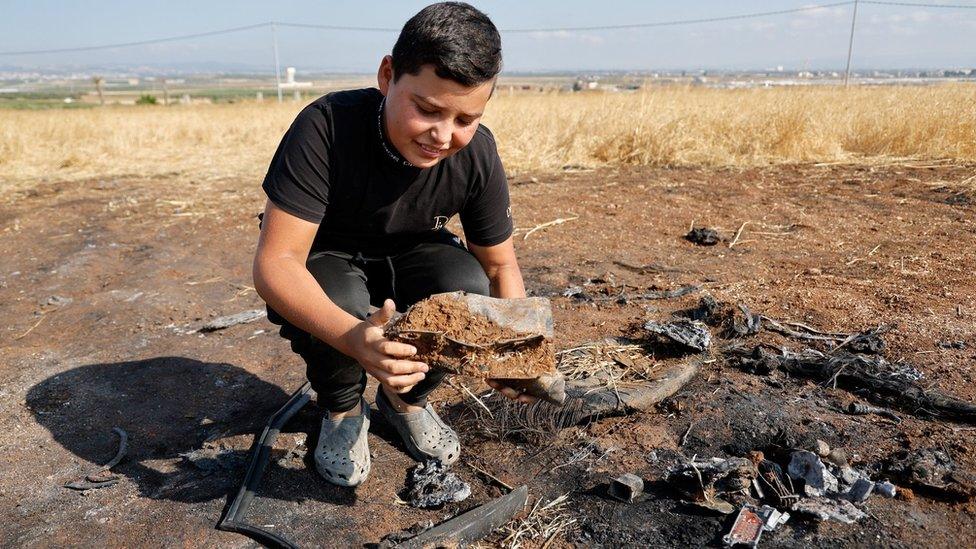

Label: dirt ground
[1,163,974,547]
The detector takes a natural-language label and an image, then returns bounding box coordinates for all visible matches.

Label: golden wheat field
[1,84,974,189]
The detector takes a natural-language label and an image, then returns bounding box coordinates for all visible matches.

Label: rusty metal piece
[608,473,644,503]
[723,505,765,547]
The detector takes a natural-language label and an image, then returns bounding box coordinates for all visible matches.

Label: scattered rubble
[666,457,756,514]
[790,497,866,524]
[686,227,721,246]
[404,459,471,509]
[644,318,712,352]
[681,295,719,321]
[726,344,976,423]
[885,448,976,501]
[679,297,761,338]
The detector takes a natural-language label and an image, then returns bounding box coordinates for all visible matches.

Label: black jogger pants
[268,232,490,413]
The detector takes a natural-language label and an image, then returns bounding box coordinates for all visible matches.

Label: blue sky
[1,1,974,71]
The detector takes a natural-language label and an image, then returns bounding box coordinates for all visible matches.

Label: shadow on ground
[25,356,356,506]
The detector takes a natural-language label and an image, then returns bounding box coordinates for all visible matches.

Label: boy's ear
[377,55,394,96]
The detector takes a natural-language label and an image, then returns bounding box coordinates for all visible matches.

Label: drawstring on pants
[351,251,397,304]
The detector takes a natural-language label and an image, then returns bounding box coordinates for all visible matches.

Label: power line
[2,1,975,57]
[273,21,398,33]
[862,1,976,8]
[0,22,270,56]
[499,1,855,32]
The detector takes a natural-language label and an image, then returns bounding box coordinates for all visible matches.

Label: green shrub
[136,94,158,105]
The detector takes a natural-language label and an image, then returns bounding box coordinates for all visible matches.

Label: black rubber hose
[217,382,313,548]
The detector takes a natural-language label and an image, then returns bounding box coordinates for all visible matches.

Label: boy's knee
[328,289,371,320]
[432,261,489,296]
[457,268,490,296]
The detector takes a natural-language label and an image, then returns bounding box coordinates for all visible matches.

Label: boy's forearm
[488,263,526,299]
[253,255,360,355]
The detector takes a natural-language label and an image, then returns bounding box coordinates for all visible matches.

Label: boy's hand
[346,299,428,393]
[485,379,538,404]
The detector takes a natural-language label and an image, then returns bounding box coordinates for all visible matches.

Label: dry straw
[2,84,974,193]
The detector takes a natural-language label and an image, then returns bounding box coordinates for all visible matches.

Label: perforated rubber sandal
[313,397,371,487]
[376,389,461,465]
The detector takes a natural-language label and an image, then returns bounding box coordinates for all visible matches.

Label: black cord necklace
[377,97,415,168]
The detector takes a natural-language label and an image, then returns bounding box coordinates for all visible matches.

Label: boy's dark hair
[392,2,502,87]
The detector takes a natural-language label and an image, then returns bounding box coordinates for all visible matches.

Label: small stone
[846,478,875,503]
[43,295,73,308]
[875,480,897,498]
[814,440,831,457]
[826,448,849,467]
[839,466,862,486]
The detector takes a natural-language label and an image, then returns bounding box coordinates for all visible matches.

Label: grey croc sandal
[313,397,371,487]
[376,390,460,465]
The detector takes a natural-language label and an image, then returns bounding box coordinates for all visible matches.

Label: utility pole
[162,77,169,106]
[844,0,859,87]
[271,22,283,103]
[92,76,104,105]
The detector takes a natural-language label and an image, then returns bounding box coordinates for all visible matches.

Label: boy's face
[377,56,493,168]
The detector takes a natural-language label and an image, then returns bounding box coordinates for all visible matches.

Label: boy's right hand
[345,299,428,393]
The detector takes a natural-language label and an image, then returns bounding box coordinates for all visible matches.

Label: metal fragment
[608,473,644,503]
[723,505,764,547]
[787,451,838,497]
[791,497,866,524]
[396,485,529,548]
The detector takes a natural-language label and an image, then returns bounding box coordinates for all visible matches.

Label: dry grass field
[1,84,974,191]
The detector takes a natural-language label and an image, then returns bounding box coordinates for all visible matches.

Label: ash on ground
[403,459,471,509]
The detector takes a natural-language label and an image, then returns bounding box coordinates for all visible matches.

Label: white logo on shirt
[432,215,449,230]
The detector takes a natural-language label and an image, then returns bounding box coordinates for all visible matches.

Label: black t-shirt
[262,87,513,256]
